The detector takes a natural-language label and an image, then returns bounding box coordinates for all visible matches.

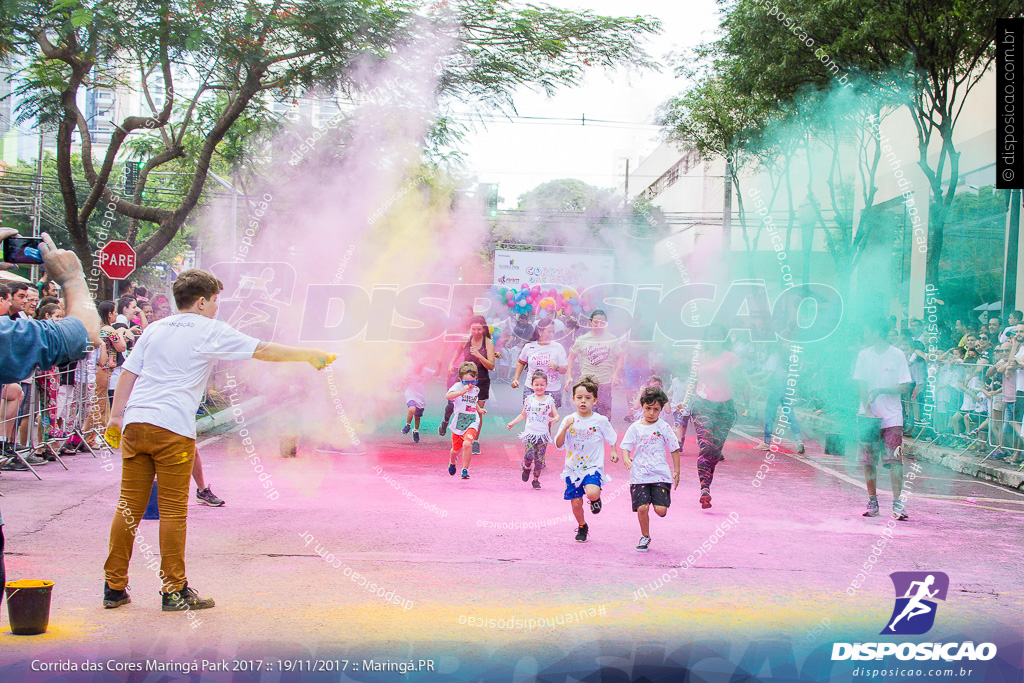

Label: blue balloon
[569,297,578,305]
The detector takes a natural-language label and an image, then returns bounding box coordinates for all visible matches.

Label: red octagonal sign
[98,240,137,280]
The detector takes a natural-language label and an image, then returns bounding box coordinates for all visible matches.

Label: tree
[516,178,612,212]
[660,74,768,271]
[660,0,1016,298]
[1,0,659,272]
[822,0,1020,284]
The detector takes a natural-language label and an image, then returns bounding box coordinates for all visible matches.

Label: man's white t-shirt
[518,341,568,390]
[558,412,617,485]
[1016,347,1024,392]
[620,418,680,485]
[852,344,912,429]
[447,381,481,435]
[123,314,260,439]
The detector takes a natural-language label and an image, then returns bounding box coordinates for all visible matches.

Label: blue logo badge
[881,572,949,635]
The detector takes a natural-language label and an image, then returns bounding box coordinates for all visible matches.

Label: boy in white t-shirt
[853,319,913,521]
[103,269,334,614]
[445,362,486,480]
[620,386,681,552]
[401,365,437,443]
[555,376,619,543]
[507,370,560,489]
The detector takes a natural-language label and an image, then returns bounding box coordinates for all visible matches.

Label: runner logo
[881,571,948,635]
[833,571,996,662]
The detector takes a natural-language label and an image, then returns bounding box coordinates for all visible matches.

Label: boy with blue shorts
[555,376,619,542]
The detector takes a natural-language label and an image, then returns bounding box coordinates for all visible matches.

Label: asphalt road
[0,382,1020,681]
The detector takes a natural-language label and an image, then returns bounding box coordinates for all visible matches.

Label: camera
[3,236,44,265]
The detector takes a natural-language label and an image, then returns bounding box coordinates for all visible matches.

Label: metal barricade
[904,360,1023,469]
[1,355,115,480]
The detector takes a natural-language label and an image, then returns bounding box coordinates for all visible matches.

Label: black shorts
[631,483,671,511]
[477,377,490,401]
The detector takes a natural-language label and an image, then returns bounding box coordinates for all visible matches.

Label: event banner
[493,248,615,290]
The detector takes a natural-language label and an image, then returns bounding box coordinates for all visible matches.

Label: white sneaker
[753,442,771,451]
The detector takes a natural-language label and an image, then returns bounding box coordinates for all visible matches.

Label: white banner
[493,249,615,290]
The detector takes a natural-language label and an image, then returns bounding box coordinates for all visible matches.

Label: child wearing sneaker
[620,386,681,552]
[555,376,619,542]
[402,365,436,443]
[445,362,486,479]
[507,370,559,489]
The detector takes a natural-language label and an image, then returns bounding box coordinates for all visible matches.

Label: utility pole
[723,154,733,255]
[30,129,43,284]
[624,157,629,208]
[208,171,240,259]
[1003,188,1021,313]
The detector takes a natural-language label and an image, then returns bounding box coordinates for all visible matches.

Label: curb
[196,397,266,435]
[906,442,1024,491]
[752,399,1024,491]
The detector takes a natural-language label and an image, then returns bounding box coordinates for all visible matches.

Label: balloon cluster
[490,284,589,318]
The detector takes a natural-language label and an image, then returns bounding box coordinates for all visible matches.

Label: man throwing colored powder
[102,269,334,612]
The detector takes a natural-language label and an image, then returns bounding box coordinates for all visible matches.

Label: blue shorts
[406,400,424,417]
[563,472,603,500]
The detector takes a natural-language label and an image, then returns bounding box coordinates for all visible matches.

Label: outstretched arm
[252,342,334,369]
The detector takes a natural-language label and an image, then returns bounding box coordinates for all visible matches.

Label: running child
[445,362,486,479]
[626,375,664,423]
[507,370,559,489]
[401,364,436,443]
[668,372,692,450]
[620,386,681,552]
[555,376,619,543]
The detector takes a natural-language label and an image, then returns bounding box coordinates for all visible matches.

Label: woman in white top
[511,319,568,408]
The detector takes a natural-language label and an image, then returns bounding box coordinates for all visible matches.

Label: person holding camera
[0,227,100,612]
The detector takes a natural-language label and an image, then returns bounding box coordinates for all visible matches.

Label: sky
[456,0,722,208]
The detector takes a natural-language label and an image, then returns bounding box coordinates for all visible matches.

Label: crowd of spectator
[891,311,1024,463]
[0,280,160,470]
[485,305,1024,469]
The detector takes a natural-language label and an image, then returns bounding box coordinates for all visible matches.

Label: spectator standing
[0,229,100,613]
[1000,311,1022,344]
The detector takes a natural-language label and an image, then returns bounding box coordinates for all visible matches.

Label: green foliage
[1,0,659,271]
[516,178,612,212]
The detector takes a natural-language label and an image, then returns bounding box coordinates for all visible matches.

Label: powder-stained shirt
[620,418,680,485]
[570,332,624,384]
[558,412,617,485]
[447,381,481,435]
